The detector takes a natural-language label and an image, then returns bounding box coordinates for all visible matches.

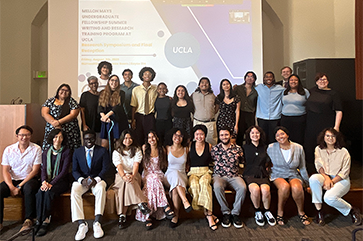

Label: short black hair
[97,61,113,75]
[165,128,189,147]
[193,124,207,136]
[139,67,156,82]
[46,128,68,146]
[16,125,33,135]
[244,71,257,81]
[218,127,231,135]
[245,125,266,145]
[274,126,290,139]
[122,69,133,76]
[83,129,96,138]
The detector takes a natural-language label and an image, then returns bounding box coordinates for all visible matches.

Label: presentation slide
[78,0,262,96]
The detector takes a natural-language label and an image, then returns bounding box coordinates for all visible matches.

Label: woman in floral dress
[41,84,81,151]
[216,79,241,142]
[136,130,175,229]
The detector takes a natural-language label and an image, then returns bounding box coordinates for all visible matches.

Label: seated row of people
[0,124,361,241]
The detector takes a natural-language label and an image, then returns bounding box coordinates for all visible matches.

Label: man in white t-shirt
[0,125,41,232]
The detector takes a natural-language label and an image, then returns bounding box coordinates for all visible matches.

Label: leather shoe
[350,207,362,226]
[36,223,49,237]
[315,210,325,226]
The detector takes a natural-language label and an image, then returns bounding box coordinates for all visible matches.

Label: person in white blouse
[309,128,362,226]
[112,129,150,229]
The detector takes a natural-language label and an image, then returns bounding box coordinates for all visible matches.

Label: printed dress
[216,96,241,138]
[42,97,81,151]
[136,156,168,222]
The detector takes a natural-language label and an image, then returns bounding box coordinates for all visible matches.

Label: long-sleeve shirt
[314,146,350,180]
[255,84,285,120]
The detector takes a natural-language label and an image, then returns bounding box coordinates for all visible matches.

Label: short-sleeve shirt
[192,91,217,121]
[2,142,42,180]
[130,84,158,115]
[211,143,243,178]
[120,81,139,119]
[112,148,142,173]
[79,91,101,132]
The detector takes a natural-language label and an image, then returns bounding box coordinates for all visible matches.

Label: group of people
[0,62,361,241]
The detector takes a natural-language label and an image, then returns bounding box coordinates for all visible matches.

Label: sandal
[145,219,153,230]
[299,214,311,226]
[276,215,285,226]
[163,205,175,220]
[169,217,178,229]
[213,215,220,225]
[206,214,218,231]
[183,200,192,213]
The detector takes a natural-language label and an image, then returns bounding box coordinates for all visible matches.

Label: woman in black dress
[98,75,129,149]
[171,85,194,141]
[80,76,101,133]
[154,82,173,145]
[305,73,343,170]
[243,126,275,227]
[216,79,240,142]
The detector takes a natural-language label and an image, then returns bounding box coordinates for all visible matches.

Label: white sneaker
[264,211,276,226]
[93,221,104,239]
[75,222,88,241]
[255,211,265,226]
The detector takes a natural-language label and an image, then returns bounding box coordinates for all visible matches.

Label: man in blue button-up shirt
[255,71,285,144]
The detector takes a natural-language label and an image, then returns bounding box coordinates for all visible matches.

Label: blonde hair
[99,75,121,107]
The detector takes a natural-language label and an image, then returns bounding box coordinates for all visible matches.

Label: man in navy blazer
[71,130,112,240]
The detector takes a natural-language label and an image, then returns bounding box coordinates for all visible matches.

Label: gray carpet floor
[1,214,362,241]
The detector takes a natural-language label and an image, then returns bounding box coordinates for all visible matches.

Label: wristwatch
[16,185,22,190]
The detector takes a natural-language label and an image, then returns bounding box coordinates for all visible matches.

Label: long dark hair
[99,75,121,107]
[217,79,236,102]
[55,84,72,119]
[172,85,194,112]
[284,74,305,96]
[115,129,139,158]
[142,130,168,171]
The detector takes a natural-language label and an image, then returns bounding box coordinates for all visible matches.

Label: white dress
[165,148,188,192]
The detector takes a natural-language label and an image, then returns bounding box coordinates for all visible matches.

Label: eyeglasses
[88,82,98,85]
[318,78,328,82]
[59,88,70,92]
[173,134,183,138]
[17,134,31,137]
[325,134,336,138]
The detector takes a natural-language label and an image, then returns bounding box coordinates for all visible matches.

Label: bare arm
[318,167,334,190]
[214,103,219,114]
[3,165,16,192]
[131,107,136,129]
[80,107,89,131]
[41,106,60,128]
[234,101,241,133]
[334,110,343,131]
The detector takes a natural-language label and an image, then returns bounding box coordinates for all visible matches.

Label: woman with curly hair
[98,75,128,149]
[309,128,361,226]
[135,130,175,229]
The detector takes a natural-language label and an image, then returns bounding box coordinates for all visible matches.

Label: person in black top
[188,125,218,230]
[242,126,276,227]
[155,82,173,145]
[171,85,194,141]
[304,73,343,170]
[80,76,101,134]
[98,75,129,149]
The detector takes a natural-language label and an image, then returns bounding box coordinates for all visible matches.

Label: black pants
[135,113,156,146]
[36,181,69,222]
[257,118,280,144]
[236,111,256,146]
[280,114,306,145]
[0,178,39,223]
[155,119,172,146]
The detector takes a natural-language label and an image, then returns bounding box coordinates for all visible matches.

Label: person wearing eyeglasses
[309,128,361,226]
[305,73,343,172]
[41,84,81,152]
[0,125,41,232]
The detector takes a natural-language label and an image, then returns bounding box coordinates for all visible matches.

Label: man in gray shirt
[191,77,219,145]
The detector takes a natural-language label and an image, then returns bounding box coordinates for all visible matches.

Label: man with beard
[211,128,246,229]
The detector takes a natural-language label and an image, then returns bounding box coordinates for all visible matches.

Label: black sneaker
[221,214,231,228]
[118,215,126,229]
[138,202,151,215]
[350,207,362,226]
[232,215,244,228]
